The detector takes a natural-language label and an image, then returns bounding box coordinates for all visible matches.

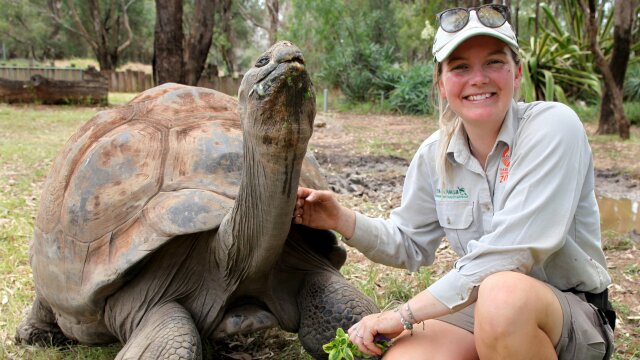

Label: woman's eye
[255,56,270,67]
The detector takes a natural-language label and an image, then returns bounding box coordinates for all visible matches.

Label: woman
[293,4,615,360]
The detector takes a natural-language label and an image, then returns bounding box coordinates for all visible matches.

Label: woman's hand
[347,310,405,356]
[293,187,356,238]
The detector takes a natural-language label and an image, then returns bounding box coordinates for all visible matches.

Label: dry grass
[0,102,638,359]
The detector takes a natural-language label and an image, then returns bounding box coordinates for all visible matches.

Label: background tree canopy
[0,0,639,129]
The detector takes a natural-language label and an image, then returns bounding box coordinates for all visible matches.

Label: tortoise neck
[219,129,309,284]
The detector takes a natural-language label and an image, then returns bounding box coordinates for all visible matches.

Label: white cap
[432,10,519,62]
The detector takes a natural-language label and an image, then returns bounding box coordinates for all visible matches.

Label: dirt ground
[308,111,640,356]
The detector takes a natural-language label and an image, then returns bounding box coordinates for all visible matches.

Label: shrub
[624,63,640,102]
[385,62,434,115]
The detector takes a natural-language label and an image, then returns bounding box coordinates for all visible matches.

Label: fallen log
[0,68,108,105]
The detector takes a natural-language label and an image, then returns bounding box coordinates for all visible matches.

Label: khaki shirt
[346,100,611,311]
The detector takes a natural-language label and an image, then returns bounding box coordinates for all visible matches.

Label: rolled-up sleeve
[427,103,592,310]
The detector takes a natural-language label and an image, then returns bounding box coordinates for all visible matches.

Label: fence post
[323,88,328,112]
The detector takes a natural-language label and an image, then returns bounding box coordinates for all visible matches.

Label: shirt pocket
[436,201,474,255]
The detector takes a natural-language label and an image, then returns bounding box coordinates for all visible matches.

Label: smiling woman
[293,4,616,360]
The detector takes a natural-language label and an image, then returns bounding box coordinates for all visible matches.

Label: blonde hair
[433,62,461,189]
[433,50,521,187]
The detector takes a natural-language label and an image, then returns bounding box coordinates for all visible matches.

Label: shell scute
[163,121,242,196]
[60,122,164,243]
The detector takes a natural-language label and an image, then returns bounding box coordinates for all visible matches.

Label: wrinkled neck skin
[215,100,312,291]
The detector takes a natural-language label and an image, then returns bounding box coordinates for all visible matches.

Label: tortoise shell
[31,83,327,325]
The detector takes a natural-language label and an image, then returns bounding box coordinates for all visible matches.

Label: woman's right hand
[293,187,356,238]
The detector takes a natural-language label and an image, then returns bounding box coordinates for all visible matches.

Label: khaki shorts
[436,285,614,360]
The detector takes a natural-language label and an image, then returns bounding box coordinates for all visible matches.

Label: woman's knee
[475,272,533,335]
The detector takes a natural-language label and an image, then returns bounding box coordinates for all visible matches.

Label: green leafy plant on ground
[323,328,391,360]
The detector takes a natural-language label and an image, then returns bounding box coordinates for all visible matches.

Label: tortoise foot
[15,296,74,346]
[212,304,279,338]
[15,317,74,346]
[298,273,379,359]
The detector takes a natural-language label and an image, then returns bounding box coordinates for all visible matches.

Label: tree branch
[117,0,134,53]
[56,0,98,49]
[124,0,136,10]
[237,3,268,30]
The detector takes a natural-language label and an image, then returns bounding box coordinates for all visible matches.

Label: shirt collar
[446,100,518,165]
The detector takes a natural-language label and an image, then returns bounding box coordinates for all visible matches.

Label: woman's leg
[383,319,478,360]
[474,271,563,360]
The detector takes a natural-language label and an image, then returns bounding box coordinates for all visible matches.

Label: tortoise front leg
[114,302,202,360]
[15,293,73,346]
[297,272,379,359]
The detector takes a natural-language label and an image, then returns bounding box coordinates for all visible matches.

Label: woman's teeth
[466,93,492,101]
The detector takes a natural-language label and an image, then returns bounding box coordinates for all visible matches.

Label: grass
[0,103,107,360]
[0,101,638,359]
[108,92,137,106]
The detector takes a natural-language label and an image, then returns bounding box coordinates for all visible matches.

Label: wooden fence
[109,70,153,93]
[0,66,85,81]
[0,66,108,105]
[0,66,242,96]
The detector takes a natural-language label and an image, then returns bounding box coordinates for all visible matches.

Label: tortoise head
[238,41,315,150]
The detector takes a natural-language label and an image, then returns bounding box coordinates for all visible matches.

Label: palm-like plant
[519,0,613,103]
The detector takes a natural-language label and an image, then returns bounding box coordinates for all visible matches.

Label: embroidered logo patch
[499,146,510,183]
[435,187,469,200]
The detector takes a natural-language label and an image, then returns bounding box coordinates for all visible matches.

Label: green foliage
[321,43,397,102]
[0,0,71,60]
[519,1,606,103]
[623,102,640,125]
[391,1,443,63]
[381,62,435,115]
[624,63,640,101]
[0,0,154,64]
[285,0,400,102]
[322,328,391,360]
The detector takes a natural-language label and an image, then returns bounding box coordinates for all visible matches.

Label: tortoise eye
[255,56,270,67]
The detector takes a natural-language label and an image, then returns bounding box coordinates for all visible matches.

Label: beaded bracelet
[405,302,417,323]
[395,307,414,335]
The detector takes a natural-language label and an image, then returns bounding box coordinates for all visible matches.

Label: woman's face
[438,36,521,129]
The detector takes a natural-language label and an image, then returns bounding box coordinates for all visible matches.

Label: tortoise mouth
[248,60,308,99]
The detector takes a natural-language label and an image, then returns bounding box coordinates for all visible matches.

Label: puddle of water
[597,196,639,234]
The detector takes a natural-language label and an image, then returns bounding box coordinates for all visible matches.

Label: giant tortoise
[15,41,378,359]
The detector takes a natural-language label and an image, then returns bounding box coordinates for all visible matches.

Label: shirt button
[484,204,492,211]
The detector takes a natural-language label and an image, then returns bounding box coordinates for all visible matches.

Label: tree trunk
[580,0,630,139]
[49,0,132,75]
[153,0,184,85]
[184,0,217,85]
[597,0,639,136]
[94,47,116,78]
[218,0,235,74]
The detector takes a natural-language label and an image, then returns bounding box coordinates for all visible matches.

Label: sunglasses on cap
[436,4,510,33]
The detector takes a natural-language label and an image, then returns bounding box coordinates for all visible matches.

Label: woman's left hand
[347,310,405,356]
